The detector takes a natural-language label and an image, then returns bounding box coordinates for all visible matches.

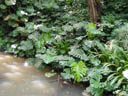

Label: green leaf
[19,40,33,51]
[90,58,101,66]
[0,4,7,9]
[36,54,54,64]
[39,25,50,32]
[86,23,96,32]
[26,6,35,13]
[62,25,73,32]
[69,48,88,61]
[61,68,74,80]
[5,0,16,6]
[110,76,120,85]
[25,22,34,31]
[26,58,44,69]
[116,78,124,88]
[107,73,117,81]
[35,39,45,53]
[16,10,24,17]
[71,61,86,82]
[10,14,18,20]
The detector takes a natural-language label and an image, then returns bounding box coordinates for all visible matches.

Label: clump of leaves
[61,61,86,82]
[87,72,104,96]
[112,23,128,50]
[96,41,128,95]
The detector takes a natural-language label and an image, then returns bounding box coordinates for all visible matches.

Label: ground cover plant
[1,0,128,96]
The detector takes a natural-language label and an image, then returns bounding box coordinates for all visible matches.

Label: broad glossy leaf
[19,40,33,51]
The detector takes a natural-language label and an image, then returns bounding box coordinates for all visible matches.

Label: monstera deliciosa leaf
[71,61,86,82]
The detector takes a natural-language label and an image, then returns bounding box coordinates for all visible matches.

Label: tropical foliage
[1,0,128,96]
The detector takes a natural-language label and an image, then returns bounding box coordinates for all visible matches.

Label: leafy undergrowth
[1,0,128,96]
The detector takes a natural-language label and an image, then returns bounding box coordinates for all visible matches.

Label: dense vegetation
[1,0,128,96]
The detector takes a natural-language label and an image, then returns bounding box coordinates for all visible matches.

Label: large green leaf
[36,54,54,64]
[71,61,86,82]
[19,40,33,51]
[69,48,88,61]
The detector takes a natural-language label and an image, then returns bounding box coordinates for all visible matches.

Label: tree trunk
[88,0,102,24]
